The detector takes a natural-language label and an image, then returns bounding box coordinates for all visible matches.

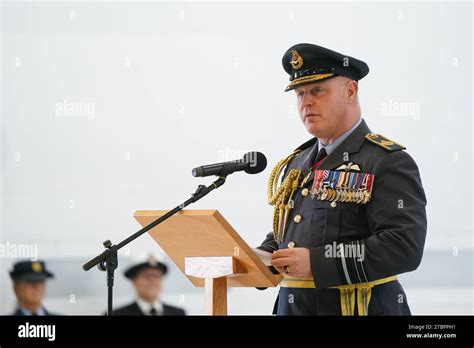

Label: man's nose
[300,94,314,108]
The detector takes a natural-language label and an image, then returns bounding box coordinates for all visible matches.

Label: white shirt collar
[136,297,164,315]
[19,306,46,316]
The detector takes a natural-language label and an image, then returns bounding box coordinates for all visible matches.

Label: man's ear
[346,80,359,102]
[13,282,20,295]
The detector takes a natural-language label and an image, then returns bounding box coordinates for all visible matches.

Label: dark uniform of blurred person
[112,256,185,316]
[10,260,56,316]
[258,43,427,315]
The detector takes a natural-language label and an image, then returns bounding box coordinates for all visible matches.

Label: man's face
[131,268,163,303]
[294,77,354,139]
[13,281,46,308]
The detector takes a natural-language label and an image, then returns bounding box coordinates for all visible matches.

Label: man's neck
[19,302,42,312]
[319,116,361,145]
[138,296,160,305]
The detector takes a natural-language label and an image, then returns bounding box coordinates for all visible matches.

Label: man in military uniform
[112,256,185,316]
[258,43,427,315]
[10,260,56,316]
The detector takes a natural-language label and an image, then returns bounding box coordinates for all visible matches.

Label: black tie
[149,307,158,316]
[314,147,327,165]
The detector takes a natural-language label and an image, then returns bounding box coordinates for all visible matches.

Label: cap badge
[31,262,43,273]
[147,254,158,266]
[290,49,304,69]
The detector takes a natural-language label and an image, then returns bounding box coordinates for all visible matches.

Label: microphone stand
[82,176,227,316]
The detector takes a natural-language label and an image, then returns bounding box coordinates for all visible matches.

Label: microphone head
[243,151,267,174]
[192,167,203,177]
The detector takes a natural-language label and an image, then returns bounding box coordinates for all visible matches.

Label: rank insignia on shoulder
[365,133,406,152]
[310,170,374,204]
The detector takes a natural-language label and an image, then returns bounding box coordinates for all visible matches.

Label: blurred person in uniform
[10,260,56,316]
[112,256,185,316]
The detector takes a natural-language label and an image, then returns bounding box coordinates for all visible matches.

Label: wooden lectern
[134,209,281,315]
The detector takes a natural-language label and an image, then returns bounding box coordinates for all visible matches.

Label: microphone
[192,151,267,177]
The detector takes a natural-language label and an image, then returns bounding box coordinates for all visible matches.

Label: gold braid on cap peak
[267,150,303,244]
[287,73,334,89]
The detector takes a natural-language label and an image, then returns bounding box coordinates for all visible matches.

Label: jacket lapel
[290,139,319,173]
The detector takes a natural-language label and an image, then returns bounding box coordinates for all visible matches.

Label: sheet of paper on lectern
[252,248,273,266]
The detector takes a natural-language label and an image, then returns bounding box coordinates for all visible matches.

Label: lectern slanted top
[133,209,281,288]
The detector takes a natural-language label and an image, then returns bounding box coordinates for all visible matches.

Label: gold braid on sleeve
[267,150,302,244]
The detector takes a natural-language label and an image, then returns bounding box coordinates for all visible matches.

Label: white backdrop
[1,0,472,315]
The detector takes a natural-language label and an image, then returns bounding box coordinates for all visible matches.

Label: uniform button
[293,214,302,223]
[330,201,337,208]
[301,188,309,197]
[288,241,296,248]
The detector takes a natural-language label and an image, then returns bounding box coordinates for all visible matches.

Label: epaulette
[365,133,406,152]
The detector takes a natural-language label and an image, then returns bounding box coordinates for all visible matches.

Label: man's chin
[305,125,323,138]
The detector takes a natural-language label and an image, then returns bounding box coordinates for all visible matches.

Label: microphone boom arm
[82,175,227,315]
